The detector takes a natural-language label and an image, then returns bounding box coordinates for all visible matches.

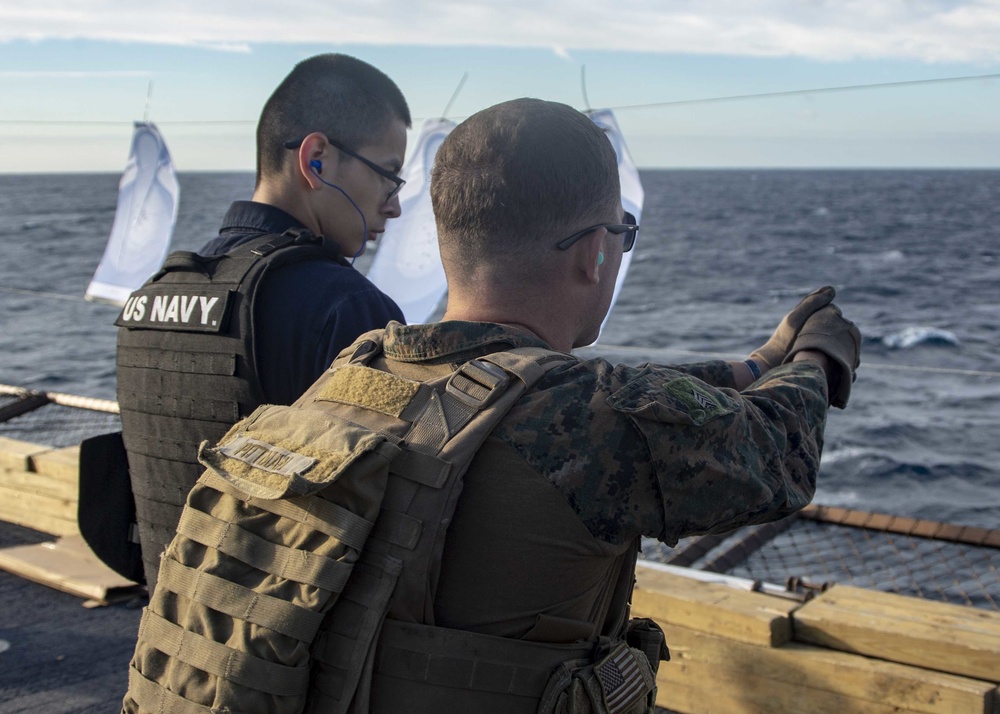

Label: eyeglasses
[284,136,406,202]
[556,211,639,253]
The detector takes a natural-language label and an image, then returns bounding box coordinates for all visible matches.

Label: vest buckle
[445,360,509,409]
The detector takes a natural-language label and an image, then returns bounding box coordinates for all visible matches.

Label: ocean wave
[812,488,860,507]
[881,326,960,349]
[878,249,905,262]
[819,445,872,465]
[765,286,827,299]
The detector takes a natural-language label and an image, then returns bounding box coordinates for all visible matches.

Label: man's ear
[579,228,607,284]
[297,132,330,189]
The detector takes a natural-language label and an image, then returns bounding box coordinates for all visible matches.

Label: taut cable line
[2,72,997,126]
[607,72,1000,112]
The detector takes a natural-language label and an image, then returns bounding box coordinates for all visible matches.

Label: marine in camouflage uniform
[368,318,827,642]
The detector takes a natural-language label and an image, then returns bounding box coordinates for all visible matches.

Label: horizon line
[2,166,1000,176]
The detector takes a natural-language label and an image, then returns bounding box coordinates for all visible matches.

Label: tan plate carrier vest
[123,333,666,714]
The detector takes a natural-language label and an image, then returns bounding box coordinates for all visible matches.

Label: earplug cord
[310,164,368,265]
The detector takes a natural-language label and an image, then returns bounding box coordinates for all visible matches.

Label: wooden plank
[794,585,1000,682]
[658,661,986,714]
[632,564,796,647]
[0,436,51,471]
[0,536,140,604]
[0,485,78,536]
[656,622,995,714]
[0,466,78,501]
[0,506,78,537]
[658,678,787,714]
[30,445,80,484]
[660,661,918,714]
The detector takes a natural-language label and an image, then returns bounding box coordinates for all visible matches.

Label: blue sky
[2,1,999,172]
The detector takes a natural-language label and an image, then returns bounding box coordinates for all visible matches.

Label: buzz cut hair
[430,98,620,274]
[256,53,411,185]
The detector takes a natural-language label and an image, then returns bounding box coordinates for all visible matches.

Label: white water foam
[883,326,960,349]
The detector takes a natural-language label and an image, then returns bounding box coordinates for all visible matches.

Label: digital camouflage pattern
[382,320,829,547]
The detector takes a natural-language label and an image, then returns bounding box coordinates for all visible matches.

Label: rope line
[0,285,84,301]
[0,384,120,413]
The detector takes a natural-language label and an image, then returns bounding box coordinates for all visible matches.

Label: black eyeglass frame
[556,211,639,253]
[284,136,406,201]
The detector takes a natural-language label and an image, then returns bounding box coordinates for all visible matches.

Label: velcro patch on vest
[218,436,317,477]
[115,288,232,333]
[199,403,398,500]
[316,365,421,418]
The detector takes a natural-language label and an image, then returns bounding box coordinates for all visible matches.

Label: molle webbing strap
[373,619,593,697]
[372,508,423,550]
[116,346,236,376]
[158,557,325,643]
[201,470,375,552]
[478,348,554,385]
[128,665,216,714]
[388,448,450,488]
[137,610,309,696]
[122,389,239,423]
[246,227,321,257]
[176,507,353,592]
[127,434,204,465]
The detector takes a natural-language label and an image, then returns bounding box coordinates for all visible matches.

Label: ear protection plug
[309,159,322,172]
[597,252,605,266]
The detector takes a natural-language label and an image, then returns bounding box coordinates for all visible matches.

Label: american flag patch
[596,644,647,713]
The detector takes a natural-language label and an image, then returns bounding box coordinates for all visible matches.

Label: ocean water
[1,170,998,529]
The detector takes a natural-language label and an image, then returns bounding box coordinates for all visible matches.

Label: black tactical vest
[115,229,343,590]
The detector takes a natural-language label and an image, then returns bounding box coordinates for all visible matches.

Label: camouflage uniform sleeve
[639,360,737,389]
[607,360,828,545]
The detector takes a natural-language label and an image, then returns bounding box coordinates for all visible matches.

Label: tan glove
[748,286,837,372]
[784,304,862,409]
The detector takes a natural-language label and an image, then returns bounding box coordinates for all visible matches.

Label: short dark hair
[256,54,411,184]
[431,98,620,273]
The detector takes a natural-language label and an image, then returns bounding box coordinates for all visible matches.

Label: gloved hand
[748,286,837,372]
[784,304,862,408]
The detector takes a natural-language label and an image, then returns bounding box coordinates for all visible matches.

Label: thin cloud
[0,70,151,78]
[552,45,573,62]
[1,1,999,64]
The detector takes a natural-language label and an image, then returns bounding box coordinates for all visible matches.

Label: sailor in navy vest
[115,54,410,591]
